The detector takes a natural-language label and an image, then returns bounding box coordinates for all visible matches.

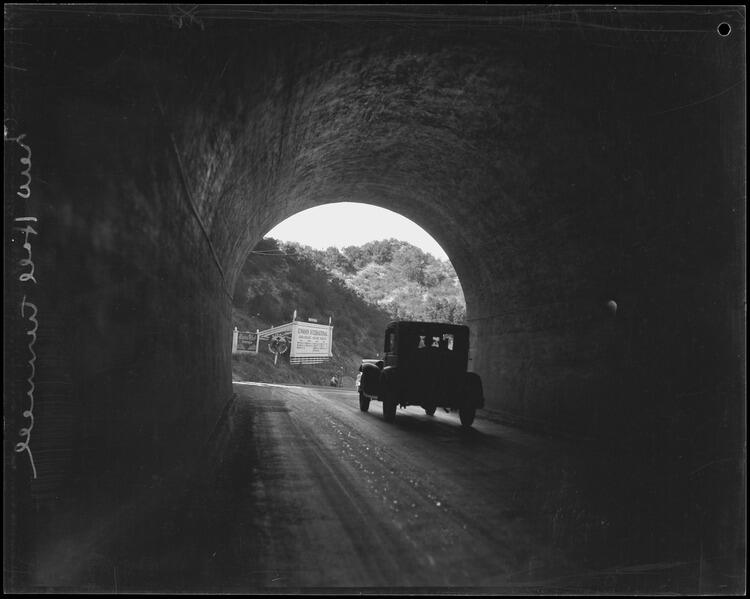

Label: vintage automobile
[358,321,484,427]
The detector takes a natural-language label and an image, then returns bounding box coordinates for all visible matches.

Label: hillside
[284,238,466,323]
[231,237,465,385]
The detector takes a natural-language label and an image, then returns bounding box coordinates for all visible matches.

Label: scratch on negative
[649,78,745,117]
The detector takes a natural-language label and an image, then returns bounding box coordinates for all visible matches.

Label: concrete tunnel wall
[5,6,745,584]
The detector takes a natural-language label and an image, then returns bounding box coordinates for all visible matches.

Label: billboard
[290,321,332,360]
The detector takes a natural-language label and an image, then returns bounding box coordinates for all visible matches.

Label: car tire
[425,406,437,416]
[466,372,484,409]
[381,386,397,423]
[383,399,397,422]
[359,391,370,412]
[459,406,476,427]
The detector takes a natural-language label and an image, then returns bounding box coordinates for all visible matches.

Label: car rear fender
[360,362,382,397]
[380,366,403,405]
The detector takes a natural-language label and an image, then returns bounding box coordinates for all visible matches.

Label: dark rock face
[5,6,744,588]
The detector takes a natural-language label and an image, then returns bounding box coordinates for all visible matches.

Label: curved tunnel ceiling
[168,30,610,326]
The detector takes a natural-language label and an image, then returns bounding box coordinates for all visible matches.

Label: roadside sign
[290,321,332,362]
[238,331,257,351]
[232,327,260,354]
[247,319,334,365]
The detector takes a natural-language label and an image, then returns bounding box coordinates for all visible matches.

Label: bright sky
[265,202,449,260]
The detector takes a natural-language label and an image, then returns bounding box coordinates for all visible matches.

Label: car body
[358,321,483,427]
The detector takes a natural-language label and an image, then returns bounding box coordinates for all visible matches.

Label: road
[69,382,710,593]
[216,382,575,591]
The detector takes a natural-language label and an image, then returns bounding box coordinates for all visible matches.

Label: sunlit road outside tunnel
[52,382,720,594]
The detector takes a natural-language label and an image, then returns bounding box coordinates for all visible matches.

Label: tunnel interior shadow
[362,406,496,449]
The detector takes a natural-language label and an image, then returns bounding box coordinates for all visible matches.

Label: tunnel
[4,5,745,591]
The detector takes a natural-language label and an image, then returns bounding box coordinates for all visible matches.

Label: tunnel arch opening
[231,201,473,384]
[227,198,480,326]
[256,201,466,316]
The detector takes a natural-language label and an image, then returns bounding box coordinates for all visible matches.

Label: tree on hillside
[321,246,354,274]
[281,241,314,262]
[252,237,281,254]
[392,244,431,285]
[424,297,466,324]
[361,239,406,265]
[422,260,449,287]
[347,263,391,302]
[341,245,368,270]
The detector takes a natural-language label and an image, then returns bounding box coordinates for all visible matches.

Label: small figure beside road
[330,375,338,387]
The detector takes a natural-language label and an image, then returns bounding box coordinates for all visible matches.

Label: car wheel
[425,406,437,416]
[383,399,397,422]
[459,406,476,427]
[359,391,370,412]
[381,387,397,423]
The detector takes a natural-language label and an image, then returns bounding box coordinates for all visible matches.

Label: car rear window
[417,332,454,351]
